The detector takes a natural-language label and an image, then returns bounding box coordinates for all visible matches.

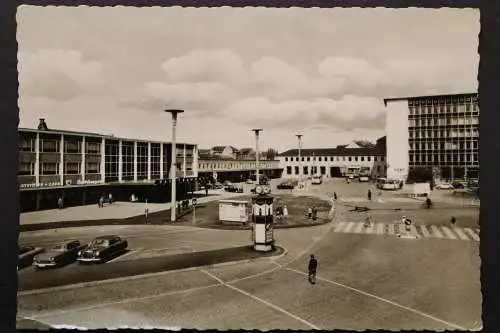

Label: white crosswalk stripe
[332,221,479,242]
[339,197,420,203]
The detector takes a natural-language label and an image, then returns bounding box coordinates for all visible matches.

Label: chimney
[37,118,48,131]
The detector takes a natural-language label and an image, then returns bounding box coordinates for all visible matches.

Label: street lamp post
[165,109,184,222]
[295,134,303,185]
[252,129,263,185]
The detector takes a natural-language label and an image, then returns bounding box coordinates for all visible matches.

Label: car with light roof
[33,240,85,269]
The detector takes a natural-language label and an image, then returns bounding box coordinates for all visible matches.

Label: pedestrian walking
[368,189,372,201]
[312,206,318,221]
[145,207,149,224]
[57,197,63,210]
[108,193,113,204]
[283,205,288,219]
[307,207,313,219]
[99,196,104,208]
[450,216,456,226]
[308,254,318,284]
[334,192,337,201]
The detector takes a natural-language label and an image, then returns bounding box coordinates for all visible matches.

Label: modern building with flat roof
[19,119,198,212]
[277,138,386,179]
[384,93,479,181]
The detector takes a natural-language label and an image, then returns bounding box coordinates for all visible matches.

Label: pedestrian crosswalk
[333,221,480,242]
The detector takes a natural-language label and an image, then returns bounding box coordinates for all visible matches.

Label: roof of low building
[278,147,385,157]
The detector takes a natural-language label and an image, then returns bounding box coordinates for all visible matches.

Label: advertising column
[252,185,274,252]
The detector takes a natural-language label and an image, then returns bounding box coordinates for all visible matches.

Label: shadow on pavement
[18,245,285,292]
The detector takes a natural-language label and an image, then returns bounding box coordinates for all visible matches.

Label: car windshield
[20,247,33,254]
[52,244,67,251]
[91,239,108,246]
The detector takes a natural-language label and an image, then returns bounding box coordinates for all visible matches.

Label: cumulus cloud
[18,49,103,100]
[318,57,383,88]
[225,95,386,131]
[160,49,247,84]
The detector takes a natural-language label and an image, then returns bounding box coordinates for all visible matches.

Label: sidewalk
[20,190,238,230]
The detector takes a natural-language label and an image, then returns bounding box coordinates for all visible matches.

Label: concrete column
[35,132,40,186]
[193,145,199,178]
[59,134,64,185]
[183,145,187,178]
[133,141,138,182]
[147,142,152,181]
[118,140,123,182]
[81,136,86,182]
[160,143,164,179]
[100,138,106,183]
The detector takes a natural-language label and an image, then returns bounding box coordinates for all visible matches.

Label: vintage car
[77,235,128,263]
[245,179,253,184]
[359,176,370,182]
[33,240,85,268]
[435,183,454,190]
[277,180,295,190]
[19,245,45,270]
[224,184,244,193]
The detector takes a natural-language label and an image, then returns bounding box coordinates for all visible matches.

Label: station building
[19,119,198,212]
[277,138,386,179]
[384,93,479,181]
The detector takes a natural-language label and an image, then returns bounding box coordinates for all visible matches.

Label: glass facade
[137,142,148,180]
[105,140,119,182]
[151,143,161,179]
[121,142,134,181]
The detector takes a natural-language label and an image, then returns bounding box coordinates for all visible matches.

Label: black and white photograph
[16,6,481,330]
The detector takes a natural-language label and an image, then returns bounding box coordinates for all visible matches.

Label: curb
[17,246,288,296]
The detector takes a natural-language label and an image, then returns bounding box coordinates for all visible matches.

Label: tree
[266,148,278,160]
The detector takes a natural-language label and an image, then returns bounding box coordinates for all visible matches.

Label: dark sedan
[77,235,128,263]
[277,180,298,189]
[33,240,85,269]
[19,245,45,270]
[225,184,244,193]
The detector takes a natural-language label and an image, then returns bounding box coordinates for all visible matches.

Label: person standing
[108,193,113,205]
[283,205,289,219]
[307,207,313,219]
[312,206,318,221]
[367,189,372,201]
[57,197,63,210]
[334,192,338,201]
[308,254,318,284]
[99,196,104,208]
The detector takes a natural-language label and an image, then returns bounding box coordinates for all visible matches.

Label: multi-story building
[19,119,198,212]
[277,139,386,179]
[197,153,282,183]
[384,93,479,181]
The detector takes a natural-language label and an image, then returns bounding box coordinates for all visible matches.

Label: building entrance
[330,166,342,177]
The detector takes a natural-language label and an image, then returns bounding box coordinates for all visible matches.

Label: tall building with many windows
[19,119,198,212]
[384,93,479,181]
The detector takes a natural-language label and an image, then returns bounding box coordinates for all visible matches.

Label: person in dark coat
[312,206,318,221]
[334,192,337,201]
[308,254,318,284]
[367,189,372,201]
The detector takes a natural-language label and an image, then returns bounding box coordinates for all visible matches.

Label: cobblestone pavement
[17,178,481,331]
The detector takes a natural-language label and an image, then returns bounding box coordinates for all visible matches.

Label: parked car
[435,183,454,190]
[19,245,45,270]
[225,184,244,193]
[451,181,467,189]
[77,235,128,263]
[347,174,355,180]
[277,181,294,190]
[223,180,233,187]
[34,240,85,269]
[213,182,224,189]
[246,179,253,184]
[359,176,370,182]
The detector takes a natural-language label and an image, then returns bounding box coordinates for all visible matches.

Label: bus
[376,178,401,190]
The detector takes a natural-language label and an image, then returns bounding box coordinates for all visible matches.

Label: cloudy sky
[17,6,479,152]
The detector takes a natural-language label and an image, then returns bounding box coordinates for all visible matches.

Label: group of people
[307,206,318,221]
[98,193,113,208]
[275,204,289,220]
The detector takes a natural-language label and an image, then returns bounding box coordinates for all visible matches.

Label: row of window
[410,141,479,151]
[19,162,100,176]
[198,162,277,169]
[20,139,103,154]
[408,96,477,106]
[409,129,479,139]
[284,156,384,163]
[285,165,384,175]
[408,117,479,127]
[409,153,479,164]
[408,103,479,115]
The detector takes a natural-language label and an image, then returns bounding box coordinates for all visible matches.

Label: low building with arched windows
[277,138,386,179]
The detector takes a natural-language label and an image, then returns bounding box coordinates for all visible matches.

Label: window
[296,157,299,162]
[41,163,59,175]
[19,162,34,176]
[348,157,352,162]
[151,144,161,178]
[41,140,59,153]
[65,141,81,153]
[285,157,288,162]
[286,166,292,175]
[367,156,371,162]
[294,166,299,175]
[318,157,322,162]
[361,157,365,162]
[86,141,101,154]
[307,157,310,162]
[86,162,100,174]
[355,157,358,162]
[303,166,308,175]
[20,138,35,152]
[65,163,80,175]
[330,157,334,161]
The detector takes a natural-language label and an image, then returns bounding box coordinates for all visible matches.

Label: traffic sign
[404,218,412,226]
[192,198,198,206]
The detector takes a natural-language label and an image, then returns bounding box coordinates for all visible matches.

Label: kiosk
[219,200,251,225]
[251,184,275,252]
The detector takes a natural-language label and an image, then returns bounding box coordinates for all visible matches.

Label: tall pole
[165,109,184,222]
[252,129,263,185]
[296,134,303,184]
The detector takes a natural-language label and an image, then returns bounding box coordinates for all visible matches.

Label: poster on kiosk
[252,185,274,252]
